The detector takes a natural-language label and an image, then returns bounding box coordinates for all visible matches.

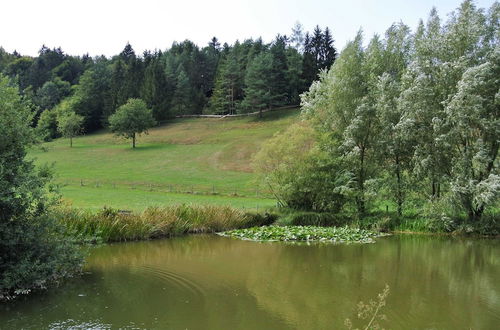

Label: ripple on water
[132,265,207,300]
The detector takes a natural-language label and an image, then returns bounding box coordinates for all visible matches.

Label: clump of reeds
[52,205,273,243]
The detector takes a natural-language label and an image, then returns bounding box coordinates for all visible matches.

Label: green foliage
[171,68,197,115]
[0,75,82,300]
[70,62,112,131]
[108,98,156,148]
[253,121,351,212]
[301,25,338,86]
[220,225,383,243]
[276,211,348,227]
[209,52,243,114]
[241,53,272,115]
[35,78,71,111]
[141,53,171,120]
[444,48,500,221]
[57,108,84,147]
[294,1,499,230]
[36,108,59,141]
[268,36,289,107]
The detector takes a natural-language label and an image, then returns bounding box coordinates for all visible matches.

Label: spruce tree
[209,51,243,114]
[141,54,170,120]
[241,52,272,117]
[171,68,194,115]
[269,36,289,106]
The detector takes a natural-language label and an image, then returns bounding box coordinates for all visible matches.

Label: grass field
[30,108,300,211]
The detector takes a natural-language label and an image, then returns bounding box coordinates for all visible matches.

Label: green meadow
[30,109,300,211]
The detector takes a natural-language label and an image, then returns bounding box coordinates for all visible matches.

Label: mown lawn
[30,108,299,210]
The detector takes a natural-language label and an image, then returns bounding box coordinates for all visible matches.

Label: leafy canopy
[108,98,156,148]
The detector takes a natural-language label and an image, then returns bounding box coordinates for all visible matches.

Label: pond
[1,234,499,329]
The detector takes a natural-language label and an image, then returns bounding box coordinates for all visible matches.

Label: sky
[1,0,496,57]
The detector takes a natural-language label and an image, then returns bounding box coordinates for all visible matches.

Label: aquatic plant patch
[219,225,385,243]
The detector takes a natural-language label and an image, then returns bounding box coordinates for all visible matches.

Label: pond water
[1,234,499,329]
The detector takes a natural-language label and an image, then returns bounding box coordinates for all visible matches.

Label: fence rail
[165,105,298,121]
[55,179,273,199]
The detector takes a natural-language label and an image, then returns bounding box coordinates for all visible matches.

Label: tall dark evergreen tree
[302,32,317,86]
[141,53,170,120]
[269,36,289,106]
[241,52,273,117]
[209,51,243,114]
[171,67,194,115]
[322,27,337,69]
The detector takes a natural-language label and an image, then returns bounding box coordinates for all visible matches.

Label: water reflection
[1,235,499,329]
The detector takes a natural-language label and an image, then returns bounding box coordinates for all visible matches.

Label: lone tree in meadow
[109,98,156,148]
[57,110,84,147]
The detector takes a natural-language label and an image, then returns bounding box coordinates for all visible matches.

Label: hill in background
[30,108,300,210]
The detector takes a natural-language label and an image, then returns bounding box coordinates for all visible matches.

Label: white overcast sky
[1,0,496,57]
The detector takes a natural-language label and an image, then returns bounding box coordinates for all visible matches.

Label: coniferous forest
[0,23,336,136]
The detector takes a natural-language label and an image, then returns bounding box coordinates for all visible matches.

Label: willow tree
[444,49,499,221]
[302,31,374,216]
[374,23,413,216]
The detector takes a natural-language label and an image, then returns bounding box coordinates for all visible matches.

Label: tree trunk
[468,205,484,222]
[132,133,136,148]
[357,146,366,217]
[70,136,73,148]
[395,156,403,217]
[431,179,440,200]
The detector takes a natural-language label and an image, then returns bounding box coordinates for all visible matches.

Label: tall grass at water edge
[53,205,276,243]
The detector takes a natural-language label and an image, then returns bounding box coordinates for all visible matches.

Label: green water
[1,235,499,329]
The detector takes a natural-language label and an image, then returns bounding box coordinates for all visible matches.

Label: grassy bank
[54,205,276,243]
[30,108,299,210]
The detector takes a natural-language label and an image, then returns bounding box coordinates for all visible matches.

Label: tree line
[255,0,499,228]
[0,23,337,138]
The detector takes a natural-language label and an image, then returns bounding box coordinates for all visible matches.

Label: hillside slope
[30,108,300,210]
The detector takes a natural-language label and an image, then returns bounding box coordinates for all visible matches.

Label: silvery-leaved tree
[303,31,374,216]
[400,8,450,199]
[373,23,412,216]
[443,48,499,221]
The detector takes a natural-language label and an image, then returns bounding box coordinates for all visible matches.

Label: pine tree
[285,47,304,105]
[269,36,289,106]
[322,27,337,69]
[171,67,194,115]
[241,52,273,117]
[290,21,305,52]
[209,51,243,114]
[301,32,317,87]
[110,59,127,110]
[141,54,170,120]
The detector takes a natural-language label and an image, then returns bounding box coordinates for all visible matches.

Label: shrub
[276,211,348,227]
[0,75,82,300]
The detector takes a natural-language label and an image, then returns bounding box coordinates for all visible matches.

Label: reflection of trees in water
[76,235,500,329]
[244,235,500,329]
